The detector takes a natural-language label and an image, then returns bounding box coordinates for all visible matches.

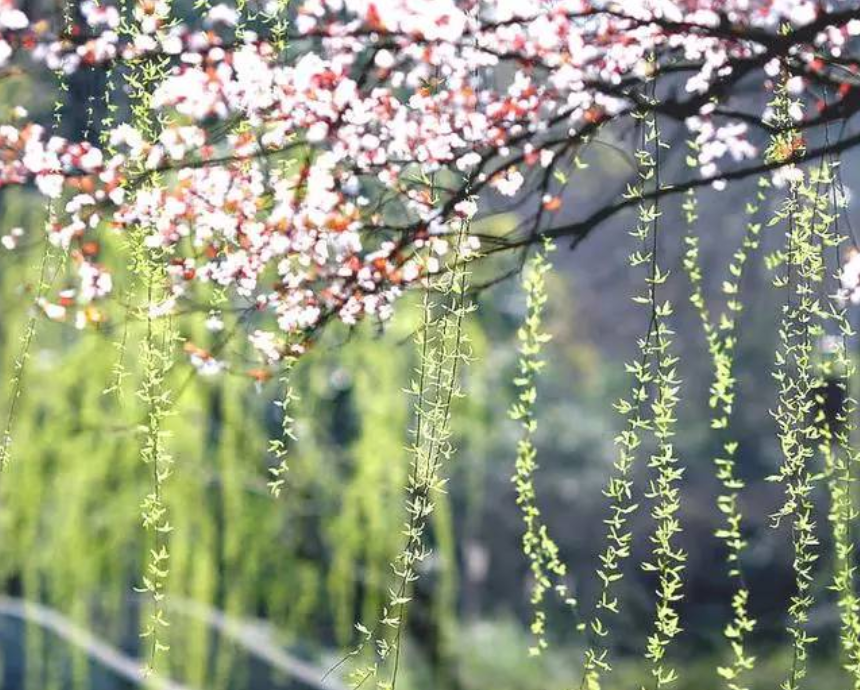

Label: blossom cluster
[840,248,860,307]
[0,0,857,372]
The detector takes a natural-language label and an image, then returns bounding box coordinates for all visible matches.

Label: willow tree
[1,1,860,689]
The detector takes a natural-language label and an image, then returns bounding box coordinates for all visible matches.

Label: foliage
[1,3,860,690]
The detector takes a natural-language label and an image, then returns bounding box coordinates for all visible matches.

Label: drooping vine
[0,0,76,470]
[123,0,178,672]
[827,148,860,686]
[682,175,766,690]
[817,320,860,687]
[579,67,686,690]
[344,210,476,690]
[635,79,685,690]
[268,356,298,497]
[765,61,835,690]
[136,280,177,674]
[509,237,576,656]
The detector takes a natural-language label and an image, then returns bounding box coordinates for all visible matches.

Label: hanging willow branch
[818,320,860,687]
[136,264,177,675]
[268,357,298,497]
[578,63,687,690]
[765,62,838,690]
[125,0,179,674]
[682,174,765,689]
[823,152,860,686]
[509,237,577,656]
[335,208,476,690]
[634,75,686,690]
[0,0,77,469]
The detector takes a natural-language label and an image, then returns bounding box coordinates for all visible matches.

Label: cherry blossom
[0,0,857,372]
[840,248,860,306]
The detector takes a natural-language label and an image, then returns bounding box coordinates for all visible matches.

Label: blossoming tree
[0,0,856,357]
[1,0,860,689]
